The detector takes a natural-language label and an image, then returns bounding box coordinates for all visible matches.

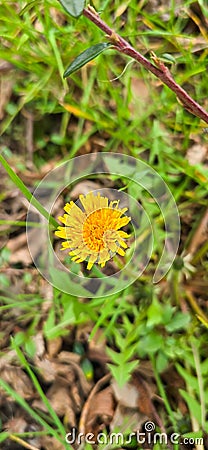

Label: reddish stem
[83,6,208,124]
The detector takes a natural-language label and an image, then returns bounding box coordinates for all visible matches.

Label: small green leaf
[0,432,9,444]
[179,390,202,424]
[161,53,176,63]
[63,42,111,78]
[108,360,138,387]
[146,297,163,328]
[59,0,85,18]
[156,351,168,373]
[166,311,190,332]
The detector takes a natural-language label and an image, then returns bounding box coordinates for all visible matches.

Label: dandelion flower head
[55,191,131,270]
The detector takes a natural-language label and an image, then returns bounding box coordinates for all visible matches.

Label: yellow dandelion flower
[55,191,131,270]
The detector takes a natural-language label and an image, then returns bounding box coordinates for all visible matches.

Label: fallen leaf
[187,208,208,256]
[111,380,147,431]
[131,371,164,429]
[46,381,75,419]
[70,180,103,199]
[0,73,14,120]
[46,336,62,358]
[114,1,130,19]
[57,353,92,397]
[186,143,207,166]
[128,77,150,116]
[83,385,115,436]
[79,373,112,434]
[33,331,45,358]
[162,365,187,415]
[40,436,66,450]
[0,366,35,400]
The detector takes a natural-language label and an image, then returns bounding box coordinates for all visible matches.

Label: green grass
[0,0,208,448]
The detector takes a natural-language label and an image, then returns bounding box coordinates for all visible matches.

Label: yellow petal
[87,253,98,270]
[117,247,125,256]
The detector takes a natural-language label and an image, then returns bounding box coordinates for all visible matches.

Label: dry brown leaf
[112,380,140,408]
[79,373,111,433]
[175,36,207,52]
[111,363,165,432]
[46,336,62,358]
[111,380,148,431]
[88,328,107,354]
[131,371,164,429]
[0,350,18,369]
[114,1,130,19]
[0,74,14,120]
[84,385,115,436]
[7,231,32,265]
[70,383,83,414]
[50,7,66,26]
[0,366,35,400]
[33,331,45,358]
[45,381,74,417]
[40,435,66,450]
[0,60,14,72]
[58,351,81,365]
[187,208,208,256]
[70,180,103,199]
[57,353,92,397]
[33,381,77,428]
[186,143,207,166]
[33,352,91,427]
[33,357,56,383]
[0,316,13,347]
[162,366,187,415]
[3,416,27,434]
[87,329,109,377]
[56,363,77,384]
[128,78,150,116]
[3,418,41,449]
[111,402,148,432]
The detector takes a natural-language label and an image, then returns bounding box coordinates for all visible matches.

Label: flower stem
[83,6,208,124]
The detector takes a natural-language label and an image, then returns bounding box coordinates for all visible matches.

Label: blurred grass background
[0,0,208,448]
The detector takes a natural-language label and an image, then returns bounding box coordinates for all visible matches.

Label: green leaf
[156,351,168,373]
[179,389,202,424]
[0,432,9,444]
[176,363,198,392]
[44,307,55,336]
[182,431,203,439]
[59,0,85,18]
[108,360,138,387]
[106,347,125,365]
[44,302,76,339]
[146,297,164,328]
[49,267,91,297]
[201,358,208,375]
[166,312,190,332]
[137,331,164,355]
[0,377,64,442]
[161,53,176,63]
[63,42,111,78]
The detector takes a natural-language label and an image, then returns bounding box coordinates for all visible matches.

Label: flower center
[82,208,112,252]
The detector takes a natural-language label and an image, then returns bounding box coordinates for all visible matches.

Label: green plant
[176,336,208,434]
[0,343,68,449]
[59,0,208,124]
[0,0,207,447]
